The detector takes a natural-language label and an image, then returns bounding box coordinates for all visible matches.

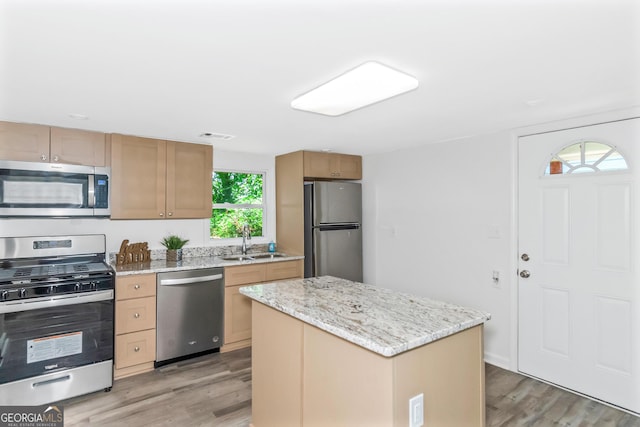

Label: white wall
[362,107,640,369]
[362,131,514,367]
[0,148,276,255]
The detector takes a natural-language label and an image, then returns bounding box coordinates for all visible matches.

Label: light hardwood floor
[61,348,639,426]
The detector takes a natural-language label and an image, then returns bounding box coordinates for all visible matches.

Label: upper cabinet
[110,134,213,220]
[0,121,107,166]
[302,151,362,180]
[50,127,107,166]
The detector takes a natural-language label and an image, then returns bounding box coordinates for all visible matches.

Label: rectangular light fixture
[291,61,419,116]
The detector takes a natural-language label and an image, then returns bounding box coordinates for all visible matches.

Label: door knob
[520,270,531,278]
[521,253,530,261]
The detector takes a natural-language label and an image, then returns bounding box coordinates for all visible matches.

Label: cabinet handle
[53,155,59,162]
[40,154,47,161]
[168,212,173,217]
[134,346,140,352]
[159,212,164,217]
[134,284,140,290]
[134,313,140,318]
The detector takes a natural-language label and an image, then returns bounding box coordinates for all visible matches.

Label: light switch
[409,393,424,427]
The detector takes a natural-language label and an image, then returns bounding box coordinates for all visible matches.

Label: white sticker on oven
[27,331,83,364]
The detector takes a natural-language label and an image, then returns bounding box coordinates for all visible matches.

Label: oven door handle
[0,290,113,314]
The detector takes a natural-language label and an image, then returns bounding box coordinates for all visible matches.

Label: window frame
[210,168,267,240]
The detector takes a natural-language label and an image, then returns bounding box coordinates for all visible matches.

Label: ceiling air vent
[199,132,235,140]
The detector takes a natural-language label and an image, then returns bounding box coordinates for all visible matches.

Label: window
[545,141,628,175]
[211,171,265,239]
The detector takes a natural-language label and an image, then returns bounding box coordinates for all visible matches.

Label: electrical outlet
[409,393,424,427]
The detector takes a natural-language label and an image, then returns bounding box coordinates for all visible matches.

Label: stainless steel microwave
[0,160,110,217]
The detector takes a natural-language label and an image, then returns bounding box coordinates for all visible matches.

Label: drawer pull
[134,346,140,352]
[134,284,140,290]
[134,313,140,318]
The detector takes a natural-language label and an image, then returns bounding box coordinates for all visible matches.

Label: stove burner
[0,242,114,302]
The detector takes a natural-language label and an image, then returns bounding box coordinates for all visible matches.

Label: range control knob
[0,291,9,301]
[75,283,81,291]
[19,288,27,298]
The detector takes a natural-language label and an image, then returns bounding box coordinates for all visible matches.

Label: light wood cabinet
[50,127,107,166]
[110,134,213,219]
[114,273,157,379]
[222,260,303,352]
[251,303,486,427]
[0,121,50,162]
[303,151,362,180]
[276,150,362,256]
[0,121,107,166]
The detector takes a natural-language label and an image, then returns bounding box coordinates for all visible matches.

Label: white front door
[518,118,640,414]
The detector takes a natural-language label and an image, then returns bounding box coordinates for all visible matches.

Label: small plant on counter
[161,235,189,261]
[160,235,189,250]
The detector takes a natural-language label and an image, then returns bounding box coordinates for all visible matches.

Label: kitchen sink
[221,253,286,261]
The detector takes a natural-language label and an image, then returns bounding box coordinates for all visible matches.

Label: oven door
[0,291,114,385]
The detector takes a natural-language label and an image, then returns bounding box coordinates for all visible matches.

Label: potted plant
[161,235,189,262]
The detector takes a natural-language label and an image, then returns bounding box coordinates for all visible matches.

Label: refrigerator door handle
[315,223,360,231]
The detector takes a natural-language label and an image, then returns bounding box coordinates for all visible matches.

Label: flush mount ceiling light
[291,61,419,116]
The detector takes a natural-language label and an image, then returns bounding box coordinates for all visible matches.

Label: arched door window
[545,141,629,175]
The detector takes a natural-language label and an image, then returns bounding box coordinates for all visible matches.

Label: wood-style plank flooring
[60,348,639,426]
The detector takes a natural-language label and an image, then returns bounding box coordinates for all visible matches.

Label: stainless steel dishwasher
[155,267,224,366]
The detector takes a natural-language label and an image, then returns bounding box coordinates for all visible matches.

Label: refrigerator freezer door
[313,226,363,282]
[314,181,362,225]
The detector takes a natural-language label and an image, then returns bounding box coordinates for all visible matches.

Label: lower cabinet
[222,260,302,352]
[114,273,157,379]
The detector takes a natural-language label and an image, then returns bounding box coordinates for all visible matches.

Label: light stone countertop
[239,275,491,357]
[112,253,304,276]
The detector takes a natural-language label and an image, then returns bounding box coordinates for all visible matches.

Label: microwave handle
[88,174,95,208]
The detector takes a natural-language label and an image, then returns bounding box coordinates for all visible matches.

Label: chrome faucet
[241,223,251,255]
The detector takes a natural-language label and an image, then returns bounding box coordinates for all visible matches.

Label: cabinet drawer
[266,260,302,281]
[225,264,266,286]
[116,296,156,334]
[116,274,156,300]
[115,329,156,369]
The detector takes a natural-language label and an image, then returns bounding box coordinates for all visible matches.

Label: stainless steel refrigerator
[304,181,363,282]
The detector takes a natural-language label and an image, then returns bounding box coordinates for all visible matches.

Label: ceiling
[1,0,638,156]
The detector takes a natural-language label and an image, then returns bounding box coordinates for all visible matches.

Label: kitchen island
[240,276,491,427]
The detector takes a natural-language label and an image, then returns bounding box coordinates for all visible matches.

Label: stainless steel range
[0,234,114,405]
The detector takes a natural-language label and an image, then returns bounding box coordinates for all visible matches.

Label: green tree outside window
[211,171,264,238]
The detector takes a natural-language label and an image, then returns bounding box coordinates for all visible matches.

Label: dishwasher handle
[159,274,223,286]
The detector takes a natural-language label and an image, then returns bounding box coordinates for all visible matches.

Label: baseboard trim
[484,352,510,370]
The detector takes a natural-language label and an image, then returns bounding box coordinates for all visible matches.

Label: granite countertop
[239,276,491,357]
[112,253,304,276]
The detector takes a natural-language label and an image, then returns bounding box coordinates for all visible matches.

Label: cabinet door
[303,151,335,179]
[166,141,213,219]
[336,154,362,179]
[224,285,253,344]
[110,134,167,219]
[266,260,303,281]
[225,264,266,286]
[303,151,362,179]
[50,127,106,166]
[0,121,50,162]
